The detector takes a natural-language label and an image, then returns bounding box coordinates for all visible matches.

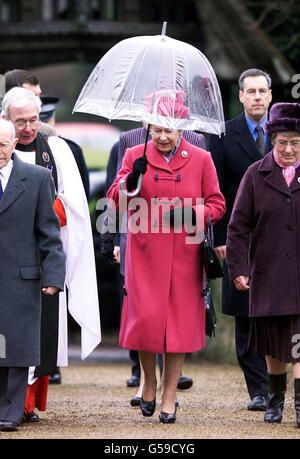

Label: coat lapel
[146,137,192,173]
[0,155,28,214]
[258,152,292,196]
[146,140,171,172]
[235,113,268,162]
[289,165,300,194]
[168,137,192,172]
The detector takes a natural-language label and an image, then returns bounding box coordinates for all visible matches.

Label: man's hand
[233,276,250,291]
[214,245,226,260]
[42,286,59,295]
[101,238,116,265]
[114,246,121,264]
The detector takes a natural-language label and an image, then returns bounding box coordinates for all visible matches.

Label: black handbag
[204,287,216,338]
[202,216,224,281]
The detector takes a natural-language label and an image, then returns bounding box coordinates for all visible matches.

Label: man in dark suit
[208,68,272,411]
[0,118,65,431]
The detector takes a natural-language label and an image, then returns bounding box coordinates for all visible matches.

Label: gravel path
[1,360,300,439]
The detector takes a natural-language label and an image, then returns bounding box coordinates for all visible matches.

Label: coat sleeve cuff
[227,264,251,282]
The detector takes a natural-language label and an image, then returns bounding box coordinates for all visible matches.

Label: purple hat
[265,102,300,137]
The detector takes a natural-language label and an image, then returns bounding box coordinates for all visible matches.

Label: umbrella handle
[120,124,150,197]
[120,173,143,197]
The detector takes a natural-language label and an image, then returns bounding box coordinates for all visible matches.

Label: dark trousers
[0,367,28,424]
[130,351,163,379]
[35,291,59,378]
[235,317,268,400]
[129,350,141,378]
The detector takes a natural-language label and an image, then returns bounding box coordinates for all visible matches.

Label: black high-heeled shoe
[140,380,157,417]
[159,405,177,424]
[130,396,142,407]
[141,397,156,417]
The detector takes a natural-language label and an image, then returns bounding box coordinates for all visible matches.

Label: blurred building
[0,0,296,117]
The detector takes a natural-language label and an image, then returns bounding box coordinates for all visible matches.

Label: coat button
[286,197,292,203]
[181,150,188,158]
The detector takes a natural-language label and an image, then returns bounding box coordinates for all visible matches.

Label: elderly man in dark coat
[0,119,65,431]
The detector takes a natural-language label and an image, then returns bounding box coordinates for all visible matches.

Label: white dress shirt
[14,150,35,166]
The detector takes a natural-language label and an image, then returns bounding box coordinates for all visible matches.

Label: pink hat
[144,90,189,119]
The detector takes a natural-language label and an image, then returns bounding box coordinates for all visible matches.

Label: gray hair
[0,118,16,141]
[239,69,272,91]
[271,131,300,141]
[2,86,41,118]
[39,122,57,137]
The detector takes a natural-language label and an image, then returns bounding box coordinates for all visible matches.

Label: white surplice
[15,136,101,378]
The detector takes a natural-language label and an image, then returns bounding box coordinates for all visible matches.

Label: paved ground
[1,346,300,440]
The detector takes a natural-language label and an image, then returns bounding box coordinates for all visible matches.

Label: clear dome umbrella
[73,23,225,195]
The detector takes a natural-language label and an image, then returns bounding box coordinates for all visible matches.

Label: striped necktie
[255,125,265,156]
[0,177,3,200]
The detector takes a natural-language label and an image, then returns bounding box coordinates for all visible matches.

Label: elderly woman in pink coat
[107,92,225,423]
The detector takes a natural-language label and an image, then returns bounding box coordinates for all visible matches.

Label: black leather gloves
[163,207,196,227]
[126,156,148,192]
[100,238,116,265]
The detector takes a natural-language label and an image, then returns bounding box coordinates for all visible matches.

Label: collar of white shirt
[0,159,14,191]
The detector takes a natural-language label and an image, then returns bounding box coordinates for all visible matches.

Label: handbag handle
[205,215,214,246]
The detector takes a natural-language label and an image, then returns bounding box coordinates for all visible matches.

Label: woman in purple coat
[226,102,300,426]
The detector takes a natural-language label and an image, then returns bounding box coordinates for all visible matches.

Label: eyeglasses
[0,142,13,152]
[274,140,300,150]
[13,119,41,129]
[150,128,175,137]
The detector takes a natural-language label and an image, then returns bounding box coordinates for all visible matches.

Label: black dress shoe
[130,396,142,407]
[49,372,61,385]
[177,375,193,390]
[159,406,177,424]
[247,395,267,411]
[141,397,156,417]
[0,421,18,431]
[127,375,140,387]
[23,411,40,423]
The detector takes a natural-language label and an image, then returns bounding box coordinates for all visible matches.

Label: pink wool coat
[107,138,225,353]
